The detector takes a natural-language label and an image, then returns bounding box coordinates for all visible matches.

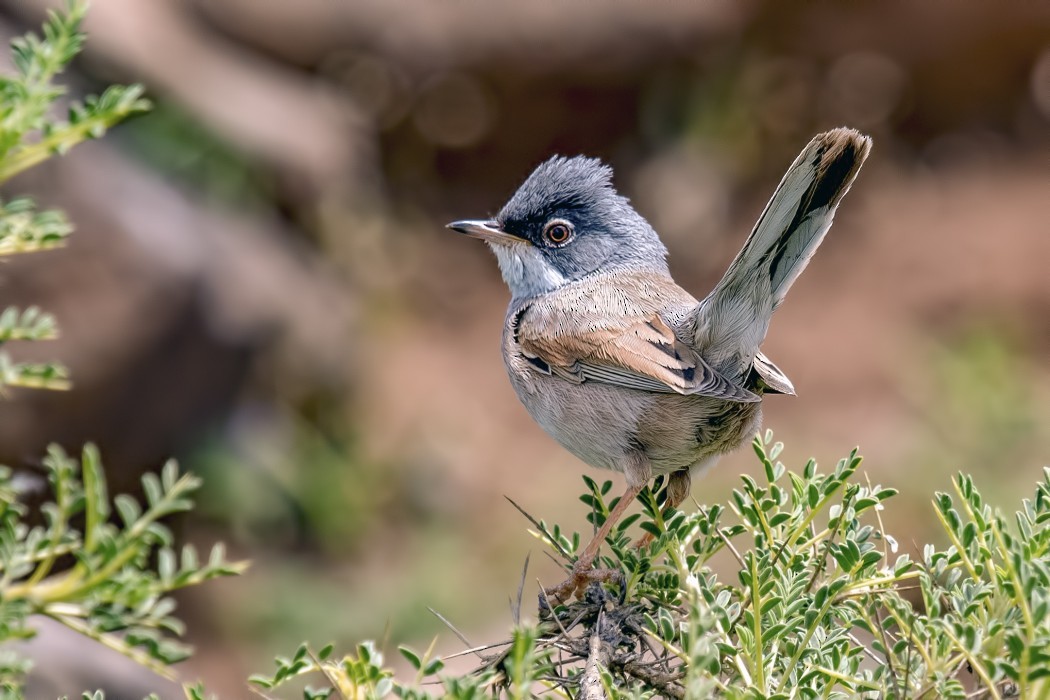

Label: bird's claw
[541,562,623,607]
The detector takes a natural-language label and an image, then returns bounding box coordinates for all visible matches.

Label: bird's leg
[542,480,644,605]
[543,454,651,605]
[634,468,691,549]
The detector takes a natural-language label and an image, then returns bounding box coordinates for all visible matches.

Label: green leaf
[399,646,422,670]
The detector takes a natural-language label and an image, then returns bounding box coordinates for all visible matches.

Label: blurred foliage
[193,421,387,554]
[926,327,1040,476]
[119,102,273,209]
[893,324,1049,529]
[0,0,148,393]
[0,445,244,698]
[0,4,243,699]
[0,0,147,179]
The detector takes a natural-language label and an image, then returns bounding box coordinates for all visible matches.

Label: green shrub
[0,4,241,698]
[253,433,1042,699]
[0,0,147,392]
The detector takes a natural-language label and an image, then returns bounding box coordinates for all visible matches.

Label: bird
[447,127,871,602]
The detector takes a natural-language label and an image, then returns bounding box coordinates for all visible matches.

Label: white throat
[489,243,567,299]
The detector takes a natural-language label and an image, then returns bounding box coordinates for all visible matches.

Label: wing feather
[519,307,758,403]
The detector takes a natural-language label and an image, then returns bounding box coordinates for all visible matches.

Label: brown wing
[518,311,758,403]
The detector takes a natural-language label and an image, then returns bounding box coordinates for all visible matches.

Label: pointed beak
[446,219,529,245]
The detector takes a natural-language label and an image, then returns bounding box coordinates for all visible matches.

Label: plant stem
[749,554,766,693]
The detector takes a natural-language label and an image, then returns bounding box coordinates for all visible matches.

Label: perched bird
[448,128,871,602]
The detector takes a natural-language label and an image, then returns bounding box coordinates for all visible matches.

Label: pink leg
[544,454,652,604]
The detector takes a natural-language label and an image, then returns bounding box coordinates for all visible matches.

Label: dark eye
[542,219,573,246]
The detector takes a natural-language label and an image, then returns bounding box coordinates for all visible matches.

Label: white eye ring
[542,219,574,246]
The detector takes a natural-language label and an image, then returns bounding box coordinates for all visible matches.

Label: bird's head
[448,156,668,300]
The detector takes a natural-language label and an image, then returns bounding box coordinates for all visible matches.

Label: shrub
[253,433,1042,700]
[0,4,241,698]
[0,0,147,391]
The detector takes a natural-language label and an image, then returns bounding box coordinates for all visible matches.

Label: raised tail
[695,127,872,373]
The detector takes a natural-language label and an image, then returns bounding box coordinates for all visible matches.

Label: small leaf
[399,646,422,670]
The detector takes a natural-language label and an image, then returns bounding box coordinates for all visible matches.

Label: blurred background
[0,0,1048,696]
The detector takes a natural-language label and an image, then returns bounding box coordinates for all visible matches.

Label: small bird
[448,128,871,602]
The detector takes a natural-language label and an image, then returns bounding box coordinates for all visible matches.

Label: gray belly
[508,366,762,475]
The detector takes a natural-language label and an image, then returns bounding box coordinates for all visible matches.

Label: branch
[580,618,610,700]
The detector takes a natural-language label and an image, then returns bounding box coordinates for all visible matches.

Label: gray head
[448,156,669,300]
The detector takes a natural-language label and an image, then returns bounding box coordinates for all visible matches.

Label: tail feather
[695,128,872,371]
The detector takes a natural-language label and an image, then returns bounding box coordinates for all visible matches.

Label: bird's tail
[696,127,872,371]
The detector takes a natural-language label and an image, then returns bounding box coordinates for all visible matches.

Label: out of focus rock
[0,140,354,481]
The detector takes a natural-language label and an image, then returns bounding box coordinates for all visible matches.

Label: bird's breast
[501,308,762,474]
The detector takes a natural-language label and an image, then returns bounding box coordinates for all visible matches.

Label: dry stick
[865,472,901,691]
[717,527,746,569]
[505,496,573,561]
[620,661,686,699]
[537,580,572,641]
[537,580,581,692]
[871,594,900,693]
[580,612,611,700]
[442,640,514,661]
[511,553,531,624]
[427,607,479,657]
[543,550,567,570]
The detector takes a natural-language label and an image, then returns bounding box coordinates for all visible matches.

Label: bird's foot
[541,561,623,607]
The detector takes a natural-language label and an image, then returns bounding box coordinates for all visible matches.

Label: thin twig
[717,527,746,568]
[442,640,513,661]
[539,550,572,580]
[427,607,474,649]
[505,496,573,561]
[538,579,572,640]
[48,613,176,680]
[511,553,531,625]
[870,594,898,693]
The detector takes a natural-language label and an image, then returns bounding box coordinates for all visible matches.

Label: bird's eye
[542,219,573,246]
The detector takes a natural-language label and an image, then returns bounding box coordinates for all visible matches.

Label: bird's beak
[446,219,529,245]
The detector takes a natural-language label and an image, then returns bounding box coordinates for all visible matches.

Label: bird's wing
[517,308,759,403]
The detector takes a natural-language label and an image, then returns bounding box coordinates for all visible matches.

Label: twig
[505,496,573,561]
[441,640,513,661]
[47,613,176,680]
[716,527,746,568]
[620,661,686,699]
[544,550,568,570]
[538,579,572,640]
[870,594,899,693]
[511,553,530,624]
[427,607,474,650]
[580,613,610,700]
